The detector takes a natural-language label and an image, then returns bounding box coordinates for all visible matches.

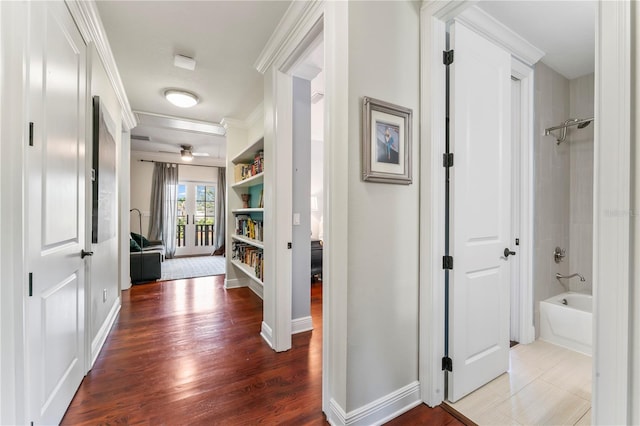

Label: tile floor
[447,340,592,425]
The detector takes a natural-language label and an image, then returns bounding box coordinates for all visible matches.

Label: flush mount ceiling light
[164,89,199,108]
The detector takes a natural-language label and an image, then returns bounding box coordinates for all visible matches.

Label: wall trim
[224,276,248,289]
[254,1,324,74]
[248,281,264,300]
[291,316,313,334]
[328,382,421,426]
[592,1,632,424]
[456,5,545,67]
[65,1,136,130]
[260,321,274,349]
[90,296,121,368]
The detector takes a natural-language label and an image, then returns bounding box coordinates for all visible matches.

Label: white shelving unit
[229,137,265,286]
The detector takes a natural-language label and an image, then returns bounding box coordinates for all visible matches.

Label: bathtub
[539,292,592,356]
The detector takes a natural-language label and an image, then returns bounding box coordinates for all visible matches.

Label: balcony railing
[195,224,214,246]
[177,224,186,247]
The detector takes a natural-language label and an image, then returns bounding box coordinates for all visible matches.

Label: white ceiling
[477,1,596,80]
[98,1,595,161]
[96,1,291,159]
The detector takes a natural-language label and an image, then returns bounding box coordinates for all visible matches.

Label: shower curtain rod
[544,117,594,135]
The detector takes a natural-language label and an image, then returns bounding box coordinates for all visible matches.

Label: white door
[448,21,512,402]
[26,2,87,423]
[176,182,216,256]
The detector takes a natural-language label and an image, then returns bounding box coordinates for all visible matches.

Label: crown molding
[254,0,324,74]
[220,117,247,131]
[66,0,137,130]
[456,5,545,66]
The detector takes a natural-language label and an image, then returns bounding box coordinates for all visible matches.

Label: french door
[176,182,216,256]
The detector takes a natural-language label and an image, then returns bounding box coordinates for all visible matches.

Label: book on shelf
[234,149,265,183]
[235,215,263,241]
[231,241,264,280]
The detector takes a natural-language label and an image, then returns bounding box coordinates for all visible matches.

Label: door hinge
[28,272,33,297]
[443,153,454,168]
[287,242,292,249]
[442,256,453,270]
[442,356,453,372]
[28,122,34,146]
[443,50,454,66]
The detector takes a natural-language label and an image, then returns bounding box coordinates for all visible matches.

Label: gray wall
[345,1,420,412]
[291,77,311,321]
[569,73,594,293]
[89,43,122,355]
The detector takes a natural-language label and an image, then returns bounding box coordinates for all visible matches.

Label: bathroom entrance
[437,2,596,424]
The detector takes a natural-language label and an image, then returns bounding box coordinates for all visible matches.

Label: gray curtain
[149,162,179,258]
[213,167,226,251]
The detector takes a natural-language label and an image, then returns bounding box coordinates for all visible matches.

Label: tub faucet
[555,272,586,282]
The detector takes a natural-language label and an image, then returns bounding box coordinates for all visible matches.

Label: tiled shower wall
[533,62,571,335]
[533,64,594,335]
[569,73,594,294]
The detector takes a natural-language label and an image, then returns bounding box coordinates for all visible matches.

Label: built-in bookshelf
[229,137,264,287]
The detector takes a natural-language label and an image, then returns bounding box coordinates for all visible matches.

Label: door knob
[504,248,516,258]
[81,250,94,259]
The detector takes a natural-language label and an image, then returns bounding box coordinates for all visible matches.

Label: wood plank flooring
[62,275,463,425]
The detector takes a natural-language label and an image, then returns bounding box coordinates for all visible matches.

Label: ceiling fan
[173,145,209,161]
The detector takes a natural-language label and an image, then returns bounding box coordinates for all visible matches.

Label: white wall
[632,4,640,423]
[533,62,571,333]
[569,73,594,294]
[89,43,122,361]
[345,0,420,413]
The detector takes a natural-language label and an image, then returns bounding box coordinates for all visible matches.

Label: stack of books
[232,242,264,280]
[235,215,263,241]
[234,150,264,182]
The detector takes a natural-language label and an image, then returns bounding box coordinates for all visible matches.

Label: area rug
[160,255,226,281]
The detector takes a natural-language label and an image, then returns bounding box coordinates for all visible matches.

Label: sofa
[130,251,162,283]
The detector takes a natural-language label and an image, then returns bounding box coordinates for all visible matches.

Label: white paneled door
[26,2,87,423]
[448,21,512,402]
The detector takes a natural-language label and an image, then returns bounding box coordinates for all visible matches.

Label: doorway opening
[439,3,595,424]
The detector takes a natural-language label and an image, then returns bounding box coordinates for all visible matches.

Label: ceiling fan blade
[159,150,179,154]
[192,152,210,157]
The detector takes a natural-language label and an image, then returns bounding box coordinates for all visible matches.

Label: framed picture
[91,96,117,243]
[361,96,413,184]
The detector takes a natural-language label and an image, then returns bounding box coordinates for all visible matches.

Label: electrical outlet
[103,289,107,302]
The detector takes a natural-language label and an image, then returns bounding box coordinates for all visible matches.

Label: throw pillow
[130,236,142,252]
[130,232,151,247]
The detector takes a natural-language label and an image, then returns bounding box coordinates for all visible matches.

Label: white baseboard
[292,316,313,334]
[261,321,274,348]
[248,280,263,299]
[224,277,248,289]
[327,381,421,425]
[90,296,121,369]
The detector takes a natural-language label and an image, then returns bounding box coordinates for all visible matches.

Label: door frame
[419,1,634,423]
[419,0,538,405]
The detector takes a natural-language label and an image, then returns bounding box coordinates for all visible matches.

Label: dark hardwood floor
[62,275,463,425]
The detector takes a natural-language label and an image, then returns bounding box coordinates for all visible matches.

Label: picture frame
[91,96,117,243]
[361,96,413,184]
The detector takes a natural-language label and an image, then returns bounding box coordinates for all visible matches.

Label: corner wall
[345,0,421,415]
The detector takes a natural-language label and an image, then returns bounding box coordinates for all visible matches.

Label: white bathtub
[539,292,592,356]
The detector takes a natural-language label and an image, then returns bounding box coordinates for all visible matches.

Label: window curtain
[148,162,179,258]
[213,167,226,250]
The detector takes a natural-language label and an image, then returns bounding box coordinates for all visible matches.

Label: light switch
[293,213,300,225]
